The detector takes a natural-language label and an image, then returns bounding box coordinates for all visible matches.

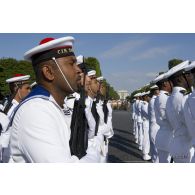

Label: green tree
[85,57,102,77]
[85,57,119,100]
[0,57,119,100]
[168,58,183,69]
[0,58,35,95]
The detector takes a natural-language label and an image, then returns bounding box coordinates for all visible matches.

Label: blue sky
[1,33,195,94]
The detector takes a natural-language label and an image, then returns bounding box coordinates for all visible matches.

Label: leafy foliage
[0,57,119,99]
[85,57,102,77]
[168,58,183,69]
[0,58,35,95]
[85,57,119,100]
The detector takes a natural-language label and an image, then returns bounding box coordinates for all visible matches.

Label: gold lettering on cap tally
[57,48,72,54]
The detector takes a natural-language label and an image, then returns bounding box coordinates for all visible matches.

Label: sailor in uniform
[166,61,194,163]
[183,61,195,162]
[131,96,137,136]
[97,76,114,162]
[133,93,139,144]
[9,36,102,163]
[136,93,143,150]
[0,107,9,162]
[1,74,31,162]
[141,91,151,160]
[5,74,31,119]
[152,72,173,163]
[85,71,112,162]
[148,85,160,163]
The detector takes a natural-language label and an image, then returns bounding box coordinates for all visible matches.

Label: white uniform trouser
[132,119,136,135]
[158,150,171,163]
[134,119,138,142]
[149,123,159,163]
[142,119,150,155]
[137,122,143,148]
[100,138,109,163]
[170,135,194,163]
[2,148,10,163]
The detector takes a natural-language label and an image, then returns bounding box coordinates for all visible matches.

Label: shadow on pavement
[109,141,143,159]
[112,133,138,150]
[114,128,134,136]
[107,155,124,163]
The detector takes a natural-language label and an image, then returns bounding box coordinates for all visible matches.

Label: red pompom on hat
[6,74,30,84]
[14,73,25,77]
[39,38,55,45]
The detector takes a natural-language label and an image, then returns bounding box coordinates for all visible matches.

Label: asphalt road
[108,110,150,163]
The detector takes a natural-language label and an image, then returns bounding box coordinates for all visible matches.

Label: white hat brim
[6,75,30,83]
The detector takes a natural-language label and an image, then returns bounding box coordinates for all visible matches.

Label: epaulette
[164,92,170,96]
[179,90,188,96]
[67,95,75,100]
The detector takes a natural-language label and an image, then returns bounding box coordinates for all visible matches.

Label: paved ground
[108,110,151,163]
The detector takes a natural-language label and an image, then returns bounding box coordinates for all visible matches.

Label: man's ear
[42,64,55,81]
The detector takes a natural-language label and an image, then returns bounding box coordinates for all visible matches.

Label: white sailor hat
[145,91,150,95]
[6,74,30,84]
[30,81,37,88]
[152,73,167,84]
[136,92,141,97]
[150,85,159,90]
[185,61,195,72]
[24,36,75,65]
[87,70,96,77]
[76,55,84,65]
[165,60,189,79]
[97,76,104,81]
[140,92,145,96]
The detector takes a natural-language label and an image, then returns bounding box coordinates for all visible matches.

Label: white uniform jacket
[131,102,136,120]
[148,95,160,141]
[166,87,192,158]
[9,85,101,163]
[154,90,173,152]
[0,112,10,147]
[184,90,195,146]
[137,100,143,123]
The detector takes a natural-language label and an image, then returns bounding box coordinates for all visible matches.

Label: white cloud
[100,38,148,59]
[105,70,156,94]
[131,45,175,61]
[145,72,158,78]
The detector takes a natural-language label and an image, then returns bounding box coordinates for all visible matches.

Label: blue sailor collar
[24,85,50,100]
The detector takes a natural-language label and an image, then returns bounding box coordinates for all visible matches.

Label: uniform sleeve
[0,113,10,148]
[159,95,168,120]
[141,104,148,119]
[183,98,195,146]
[131,103,135,119]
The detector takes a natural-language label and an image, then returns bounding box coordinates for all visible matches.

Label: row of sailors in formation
[0,36,114,163]
[132,60,195,163]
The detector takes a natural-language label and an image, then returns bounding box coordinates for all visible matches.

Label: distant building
[117,90,129,100]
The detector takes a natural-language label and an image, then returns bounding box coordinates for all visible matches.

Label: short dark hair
[169,74,183,86]
[156,81,163,90]
[9,81,29,94]
[32,59,56,82]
